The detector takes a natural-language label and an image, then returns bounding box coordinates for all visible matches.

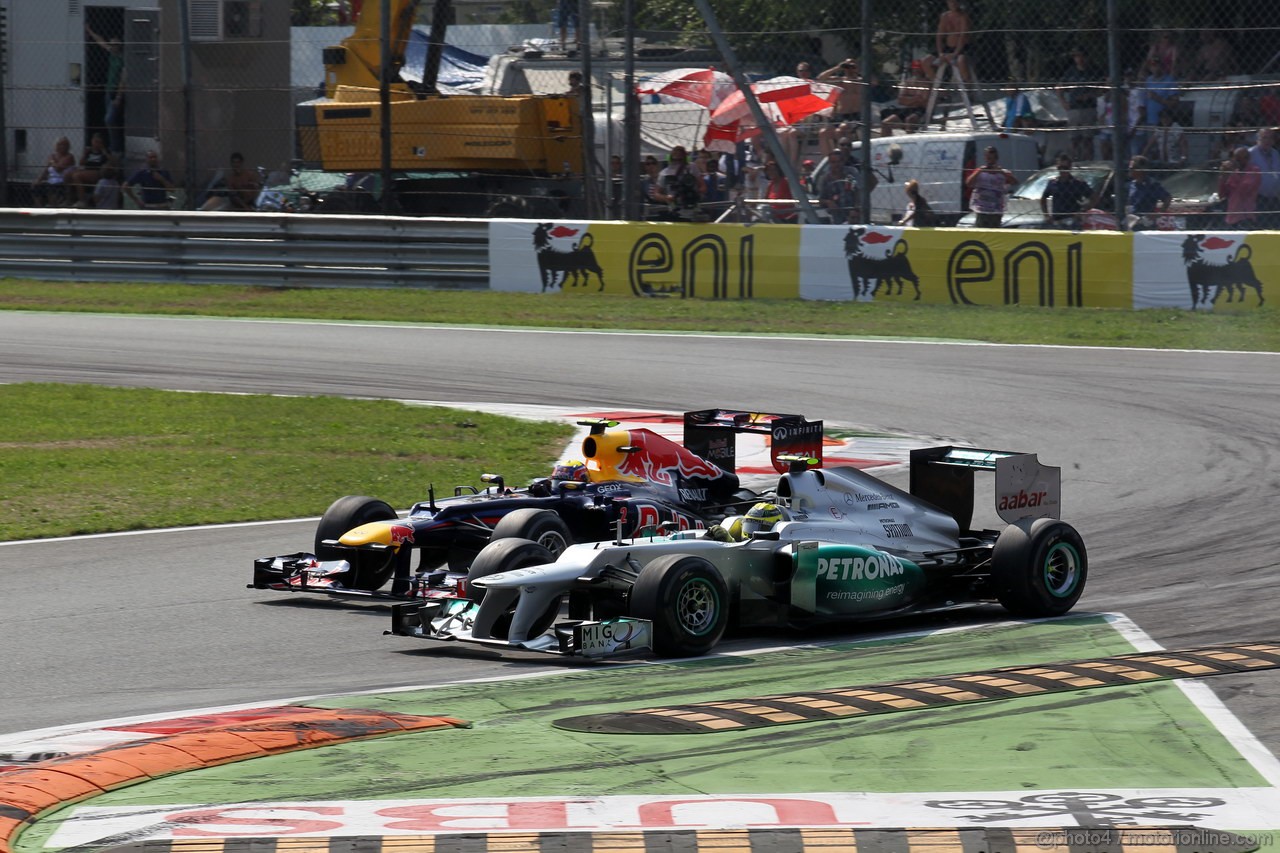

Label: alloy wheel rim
[677,578,718,635]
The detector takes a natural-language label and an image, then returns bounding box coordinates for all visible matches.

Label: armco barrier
[0,209,489,289]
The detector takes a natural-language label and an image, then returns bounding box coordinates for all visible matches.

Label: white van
[845,131,1042,224]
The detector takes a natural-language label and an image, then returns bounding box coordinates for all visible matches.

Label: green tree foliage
[292,0,337,26]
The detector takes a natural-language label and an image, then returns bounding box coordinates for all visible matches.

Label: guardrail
[0,209,490,289]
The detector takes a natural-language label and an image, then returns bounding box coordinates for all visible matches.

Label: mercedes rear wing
[910,446,1062,530]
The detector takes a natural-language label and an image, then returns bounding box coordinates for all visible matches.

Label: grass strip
[0,383,573,541]
[1,280,1277,352]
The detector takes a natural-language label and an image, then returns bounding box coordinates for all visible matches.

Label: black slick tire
[314,495,404,592]
[466,537,561,640]
[992,518,1088,617]
[630,554,729,657]
[490,508,573,559]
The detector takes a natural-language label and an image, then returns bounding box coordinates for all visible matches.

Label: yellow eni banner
[489,221,1135,307]
[488,221,801,298]
[799,225,1132,307]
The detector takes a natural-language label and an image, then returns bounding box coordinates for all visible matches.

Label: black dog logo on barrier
[532,223,606,292]
[844,227,921,300]
[1181,234,1265,309]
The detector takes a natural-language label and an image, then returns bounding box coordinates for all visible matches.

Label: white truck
[851,131,1042,225]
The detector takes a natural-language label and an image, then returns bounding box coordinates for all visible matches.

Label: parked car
[389,447,1088,658]
[955,161,1114,229]
[956,160,1221,231]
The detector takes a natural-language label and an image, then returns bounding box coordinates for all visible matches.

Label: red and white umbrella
[635,67,737,110]
[709,75,843,126]
[702,75,843,153]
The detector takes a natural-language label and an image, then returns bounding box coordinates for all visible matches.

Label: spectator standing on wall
[1094,88,1116,160]
[965,145,1016,228]
[814,59,862,167]
[816,149,858,224]
[1123,70,1148,157]
[817,57,863,125]
[1219,146,1261,230]
[1040,154,1094,229]
[1248,127,1280,229]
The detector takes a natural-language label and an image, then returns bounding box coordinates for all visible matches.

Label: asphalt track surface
[1,311,1278,764]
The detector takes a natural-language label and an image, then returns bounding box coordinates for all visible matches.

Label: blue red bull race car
[387,447,1088,658]
[250,409,825,601]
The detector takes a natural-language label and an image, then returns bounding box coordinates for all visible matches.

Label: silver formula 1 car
[388,446,1087,658]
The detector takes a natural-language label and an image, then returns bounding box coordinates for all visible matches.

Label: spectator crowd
[615,11,1280,229]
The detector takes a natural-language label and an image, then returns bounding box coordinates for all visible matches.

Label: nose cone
[340,520,403,547]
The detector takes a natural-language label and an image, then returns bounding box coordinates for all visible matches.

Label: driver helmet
[552,459,589,482]
[740,502,788,538]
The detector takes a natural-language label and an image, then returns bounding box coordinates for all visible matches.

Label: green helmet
[740,502,787,538]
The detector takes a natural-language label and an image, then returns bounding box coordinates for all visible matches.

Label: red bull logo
[633,504,704,532]
[390,524,415,545]
[611,429,727,487]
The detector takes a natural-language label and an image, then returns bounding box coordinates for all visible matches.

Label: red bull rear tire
[466,537,562,640]
[490,509,573,559]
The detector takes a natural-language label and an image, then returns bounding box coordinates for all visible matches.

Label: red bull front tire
[314,495,406,592]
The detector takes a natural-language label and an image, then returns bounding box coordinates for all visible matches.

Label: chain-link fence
[2,1,1278,226]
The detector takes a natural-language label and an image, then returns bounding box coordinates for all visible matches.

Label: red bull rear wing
[683,409,824,476]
